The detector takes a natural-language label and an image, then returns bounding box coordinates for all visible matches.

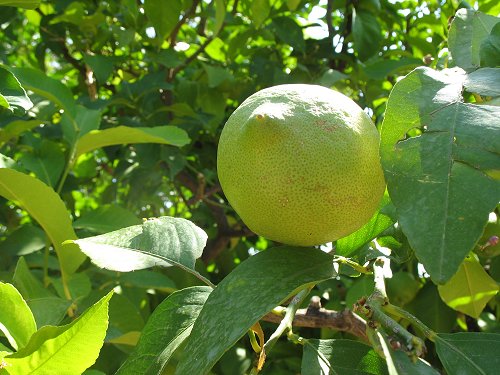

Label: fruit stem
[335,256,372,274]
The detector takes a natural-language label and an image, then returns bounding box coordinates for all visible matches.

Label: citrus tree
[0,0,499,374]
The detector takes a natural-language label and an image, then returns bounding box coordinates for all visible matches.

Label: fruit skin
[217,84,386,246]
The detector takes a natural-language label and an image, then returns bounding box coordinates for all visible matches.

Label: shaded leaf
[480,23,500,68]
[352,9,381,61]
[464,68,500,97]
[118,270,176,293]
[271,16,305,52]
[116,286,211,375]
[438,256,499,318]
[214,0,225,35]
[72,216,207,275]
[74,126,190,158]
[0,168,86,276]
[436,332,500,375]
[143,0,182,44]
[0,119,41,145]
[0,67,33,115]
[302,339,388,375]
[448,9,500,70]
[73,204,142,234]
[0,0,40,9]
[0,282,37,350]
[3,292,112,375]
[0,224,45,256]
[9,67,76,118]
[250,0,270,28]
[380,67,500,283]
[175,246,338,374]
[18,139,65,187]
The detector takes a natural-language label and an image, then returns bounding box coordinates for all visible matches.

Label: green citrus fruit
[217,84,386,246]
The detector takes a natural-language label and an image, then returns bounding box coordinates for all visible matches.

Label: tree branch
[262,297,367,341]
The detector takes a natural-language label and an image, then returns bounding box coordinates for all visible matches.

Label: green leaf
[13,257,53,299]
[0,0,40,9]
[116,286,211,375]
[175,246,338,374]
[406,283,456,333]
[363,57,422,80]
[72,216,207,275]
[213,0,225,35]
[352,9,381,61]
[202,64,234,88]
[74,126,190,158]
[480,23,500,68]
[317,69,348,87]
[301,339,388,375]
[73,204,142,234]
[250,0,271,28]
[118,270,176,293]
[0,119,41,145]
[61,105,102,145]
[448,9,500,70]
[380,67,500,283]
[9,67,76,118]
[435,332,500,375]
[0,168,86,276]
[0,224,45,256]
[3,292,113,375]
[18,139,65,187]
[391,349,440,375]
[0,66,33,115]
[286,0,300,11]
[271,16,305,52]
[438,256,499,318]
[464,68,500,97]
[336,195,393,257]
[0,282,37,350]
[143,0,183,44]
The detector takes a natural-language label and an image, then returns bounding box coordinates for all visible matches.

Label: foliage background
[0,0,499,374]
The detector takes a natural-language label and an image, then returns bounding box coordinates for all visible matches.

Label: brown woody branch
[262,297,368,341]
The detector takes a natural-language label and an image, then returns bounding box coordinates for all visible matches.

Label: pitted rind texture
[217,84,386,246]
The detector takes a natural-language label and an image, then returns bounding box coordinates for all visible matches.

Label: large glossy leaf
[438,256,499,318]
[0,67,33,115]
[116,286,211,375]
[2,292,112,375]
[436,333,500,375]
[71,216,207,276]
[380,67,500,283]
[0,168,86,276]
[301,339,388,375]
[0,282,37,351]
[9,67,76,118]
[175,246,338,374]
[74,126,190,158]
[448,9,500,70]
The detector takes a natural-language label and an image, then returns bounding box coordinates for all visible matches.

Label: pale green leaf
[0,282,37,351]
[214,0,225,35]
[436,332,500,375]
[0,168,86,276]
[74,126,190,158]
[71,216,207,276]
[0,67,33,115]
[448,9,500,70]
[438,256,499,318]
[380,67,500,283]
[116,287,211,374]
[175,246,338,374]
[3,292,112,375]
[250,0,270,28]
[464,68,500,97]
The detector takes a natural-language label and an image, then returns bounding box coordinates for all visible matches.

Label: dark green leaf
[363,58,422,80]
[271,16,305,52]
[0,0,40,9]
[380,67,500,283]
[436,332,500,375]
[0,119,41,145]
[18,139,65,187]
[352,9,381,61]
[302,339,388,375]
[0,224,45,256]
[448,9,500,70]
[116,286,211,374]
[72,216,207,275]
[480,23,500,67]
[118,270,176,293]
[175,246,338,374]
[143,0,183,44]
[73,204,142,234]
[0,66,33,115]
